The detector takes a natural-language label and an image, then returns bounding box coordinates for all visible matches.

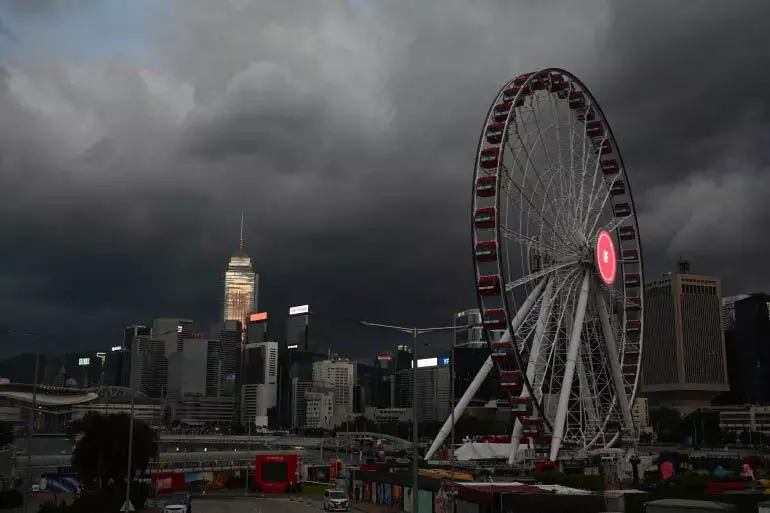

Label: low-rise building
[305,390,334,430]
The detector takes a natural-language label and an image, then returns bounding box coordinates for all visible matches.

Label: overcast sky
[0,1,768,357]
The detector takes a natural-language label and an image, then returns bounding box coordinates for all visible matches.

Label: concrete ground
[186,497,324,513]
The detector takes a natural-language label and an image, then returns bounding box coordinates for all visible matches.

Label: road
[188,497,324,513]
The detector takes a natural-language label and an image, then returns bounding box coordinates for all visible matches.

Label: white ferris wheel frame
[425,68,644,463]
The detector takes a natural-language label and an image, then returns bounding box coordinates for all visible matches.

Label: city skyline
[1,2,769,356]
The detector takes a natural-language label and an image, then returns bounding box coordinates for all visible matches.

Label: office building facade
[291,378,314,430]
[152,318,193,357]
[239,341,279,427]
[241,343,265,385]
[133,337,168,398]
[454,309,484,348]
[641,272,729,413]
[724,293,770,405]
[398,359,451,424]
[170,397,236,426]
[287,305,311,351]
[313,358,355,426]
[305,390,334,430]
[104,348,131,388]
[122,324,150,352]
[247,312,269,344]
[218,320,241,397]
[277,348,319,427]
[167,338,208,398]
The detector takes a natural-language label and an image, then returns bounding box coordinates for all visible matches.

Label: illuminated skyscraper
[223,213,257,339]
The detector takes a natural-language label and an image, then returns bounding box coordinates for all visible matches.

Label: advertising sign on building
[78,358,90,366]
[289,305,310,315]
[250,312,268,322]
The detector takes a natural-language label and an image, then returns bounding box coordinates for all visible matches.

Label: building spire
[239,210,244,250]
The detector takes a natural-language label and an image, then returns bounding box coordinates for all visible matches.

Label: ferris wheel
[425,69,644,463]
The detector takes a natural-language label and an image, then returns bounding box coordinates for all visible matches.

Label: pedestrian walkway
[352,501,398,513]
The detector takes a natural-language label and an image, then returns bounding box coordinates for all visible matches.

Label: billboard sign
[415,357,438,368]
[289,305,310,316]
[287,344,299,350]
[377,353,393,361]
[78,357,90,366]
[111,346,123,351]
[439,356,450,366]
[250,312,268,322]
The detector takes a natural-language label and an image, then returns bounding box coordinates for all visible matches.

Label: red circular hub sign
[596,230,617,285]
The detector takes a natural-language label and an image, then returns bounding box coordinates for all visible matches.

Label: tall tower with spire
[223,212,258,339]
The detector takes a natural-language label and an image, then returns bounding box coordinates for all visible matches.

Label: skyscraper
[247,312,269,344]
[641,271,729,413]
[724,293,770,405]
[224,213,257,340]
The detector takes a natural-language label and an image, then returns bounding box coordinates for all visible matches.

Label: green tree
[0,422,13,447]
[68,412,157,492]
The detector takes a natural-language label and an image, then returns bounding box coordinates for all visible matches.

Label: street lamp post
[421,340,456,513]
[124,345,137,512]
[23,351,39,513]
[359,321,461,513]
[3,330,43,513]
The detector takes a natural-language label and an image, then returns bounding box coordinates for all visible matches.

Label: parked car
[324,489,349,512]
[164,491,191,513]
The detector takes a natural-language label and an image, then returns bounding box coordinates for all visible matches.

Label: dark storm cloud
[596,1,770,184]
[0,0,768,356]
[587,1,770,288]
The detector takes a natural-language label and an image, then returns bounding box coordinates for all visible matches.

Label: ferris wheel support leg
[595,285,635,433]
[424,278,548,461]
[549,271,590,462]
[509,278,554,464]
[424,355,495,461]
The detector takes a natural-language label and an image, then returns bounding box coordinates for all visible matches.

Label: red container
[152,472,184,493]
[254,452,300,493]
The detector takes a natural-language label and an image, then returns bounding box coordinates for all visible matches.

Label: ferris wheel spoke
[499,168,582,252]
[546,94,572,231]
[529,96,560,209]
[585,173,624,239]
[577,349,599,437]
[565,83,578,225]
[507,117,583,250]
[595,281,635,433]
[575,114,593,235]
[536,267,580,396]
[551,95,579,226]
[505,260,580,293]
[549,270,590,461]
[595,215,631,239]
[544,271,578,415]
[581,144,609,236]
